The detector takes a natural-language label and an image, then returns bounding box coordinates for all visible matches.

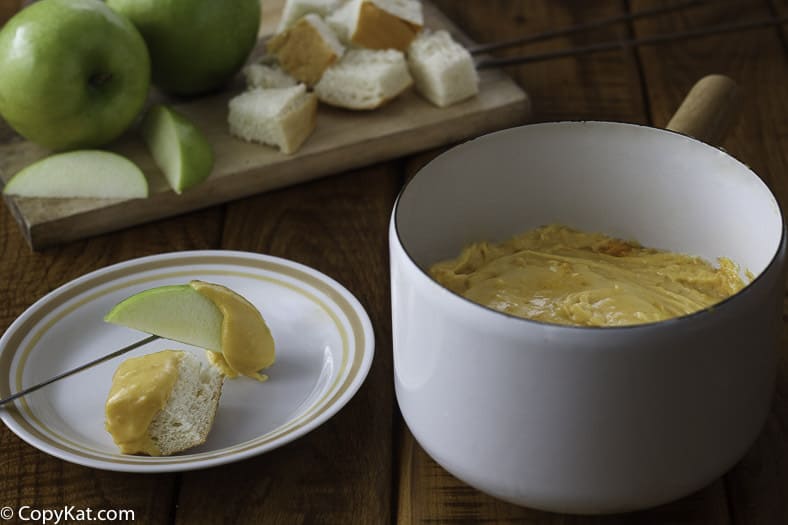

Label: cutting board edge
[18,93,530,249]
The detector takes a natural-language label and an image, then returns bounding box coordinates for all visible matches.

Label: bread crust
[351,1,421,51]
[280,93,318,153]
[267,16,341,86]
[407,30,479,108]
[317,80,410,110]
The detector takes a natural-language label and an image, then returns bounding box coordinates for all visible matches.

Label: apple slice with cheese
[141,104,214,194]
[105,281,275,381]
[105,284,222,350]
[3,150,148,198]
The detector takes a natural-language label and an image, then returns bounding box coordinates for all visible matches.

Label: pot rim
[392,120,787,332]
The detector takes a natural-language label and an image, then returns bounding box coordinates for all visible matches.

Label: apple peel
[3,150,148,199]
[141,104,214,194]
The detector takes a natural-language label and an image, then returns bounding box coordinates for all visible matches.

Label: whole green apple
[0,0,150,150]
[107,0,261,96]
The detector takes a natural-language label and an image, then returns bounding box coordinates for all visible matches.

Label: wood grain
[665,73,741,145]
[0,1,528,250]
[174,164,401,525]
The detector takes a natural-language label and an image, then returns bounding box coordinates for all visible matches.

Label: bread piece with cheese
[148,352,224,456]
[228,84,318,154]
[314,49,412,110]
[243,63,298,89]
[327,0,422,50]
[267,13,344,86]
[276,0,344,32]
[407,29,479,107]
[105,350,224,456]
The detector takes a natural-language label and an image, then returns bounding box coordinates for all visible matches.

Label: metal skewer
[0,335,160,407]
[476,16,788,69]
[468,0,708,55]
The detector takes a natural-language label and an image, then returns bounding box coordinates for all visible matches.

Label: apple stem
[89,72,113,89]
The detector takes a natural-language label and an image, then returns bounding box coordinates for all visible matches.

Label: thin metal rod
[477,16,788,69]
[0,335,160,407]
[469,0,707,55]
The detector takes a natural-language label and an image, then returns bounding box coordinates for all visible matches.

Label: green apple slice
[3,150,148,198]
[141,104,214,194]
[104,284,222,351]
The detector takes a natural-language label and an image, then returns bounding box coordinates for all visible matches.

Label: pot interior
[395,122,783,281]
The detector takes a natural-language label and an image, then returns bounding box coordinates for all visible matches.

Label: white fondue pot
[389,76,786,513]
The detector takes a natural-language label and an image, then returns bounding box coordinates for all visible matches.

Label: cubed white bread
[148,352,224,456]
[228,85,318,154]
[327,0,422,50]
[371,0,423,26]
[314,49,413,110]
[243,63,298,89]
[267,13,345,86]
[325,1,354,42]
[276,0,344,32]
[407,29,479,107]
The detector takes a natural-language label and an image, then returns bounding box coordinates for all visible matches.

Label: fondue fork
[474,15,788,69]
[0,335,159,407]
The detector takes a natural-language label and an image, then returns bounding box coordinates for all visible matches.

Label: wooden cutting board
[0,0,529,249]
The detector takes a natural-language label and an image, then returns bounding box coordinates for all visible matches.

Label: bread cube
[228,84,318,154]
[314,49,413,110]
[243,63,298,89]
[267,13,345,86]
[408,29,479,107]
[328,0,423,51]
[277,0,343,32]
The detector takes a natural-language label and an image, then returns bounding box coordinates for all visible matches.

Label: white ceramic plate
[0,251,374,472]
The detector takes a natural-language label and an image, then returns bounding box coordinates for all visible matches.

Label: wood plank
[629,1,788,524]
[174,164,401,524]
[0,0,528,250]
[395,1,735,523]
[0,441,176,525]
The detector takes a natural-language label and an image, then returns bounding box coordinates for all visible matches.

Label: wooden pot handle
[665,74,740,146]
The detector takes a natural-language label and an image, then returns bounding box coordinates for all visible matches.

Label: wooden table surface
[2,1,787,524]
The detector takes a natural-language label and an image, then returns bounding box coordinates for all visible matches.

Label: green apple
[141,105,214,194]
[0,0,151,150]
[3,151,148,198]
[105,284,223,351]
[106,0,261,96]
